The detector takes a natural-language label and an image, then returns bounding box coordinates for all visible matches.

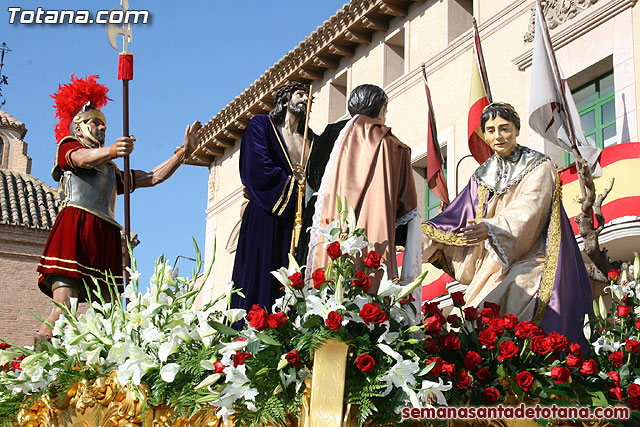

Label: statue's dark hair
[347,84,388,118]
[269,81,309,128]
[480,102,521,132]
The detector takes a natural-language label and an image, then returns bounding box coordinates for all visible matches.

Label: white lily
[416,378,452,406]
[158,338,180,362]
[224,308,247,324]
[340,234,369,256]
[160,363,180,383]
[303,287,345,321]
[377,265,403,298]
[195,373,222,391]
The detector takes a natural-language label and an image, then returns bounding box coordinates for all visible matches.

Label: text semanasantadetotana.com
[401,403,630,420]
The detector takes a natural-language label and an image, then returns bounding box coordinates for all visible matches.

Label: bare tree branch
[571,148,614,282]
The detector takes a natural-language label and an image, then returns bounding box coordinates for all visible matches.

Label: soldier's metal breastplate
[60,162,121,228]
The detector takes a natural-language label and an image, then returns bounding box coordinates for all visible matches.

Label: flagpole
[472,18,492,103]
[535,0,586,198]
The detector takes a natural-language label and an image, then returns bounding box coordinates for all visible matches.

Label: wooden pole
[535,0,586,199]
[122,79,131,285]
[290,85,313,254]
[472,18,492,103]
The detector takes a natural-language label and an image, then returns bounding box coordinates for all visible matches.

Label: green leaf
[588,390,609,406]
[301,315,321,329]
[255,332,281,347]
[209,321,238,336]
[496,363,505,377]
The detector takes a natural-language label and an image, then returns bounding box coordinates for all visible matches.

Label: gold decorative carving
[523,0,599,42]
[15,371,230,427]
[308,339,350,427]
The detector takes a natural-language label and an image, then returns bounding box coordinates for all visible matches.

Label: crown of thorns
[274,82,309,105]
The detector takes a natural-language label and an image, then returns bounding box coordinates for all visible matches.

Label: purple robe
[422,147,593,347]
[231,114,299,312]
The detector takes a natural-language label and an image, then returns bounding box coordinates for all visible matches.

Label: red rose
[423,337,439,354]
[609,385,623,401]
[607,371,621,386]
[547,332,569,353]
[580,359,598,375]
[503,314,518,330]
[480,307,499,324]
[551,366,570,384]
[497,340,519,362]
[439,333,461,351]
[442,361,456,378]
[608,269,621,282]
[355,353,375,372]
[456,369,472,389]
[566,354,583,370]
[569,343,583,356]
[364,250,381,268]
[353,271,371,291]
[422,302,443,317]
[0,343,9,350]
[447,314,461,326]
[484,301,501,312]
[426,356,443,377]
[267,312,287,329]
[478,328,497,349]
[312,269,325,290]
[515,371,534,391]
[214,360,225,373]
[400,293,415,306]
[451,291,465,306]
[489,318,506,336]
[476,367,490,381]
[11,358,22,371]
[625,397,640,411]
[463,351,482,371]
[464,306,478,320]
[288,272,304,290]
[531,336,551,355]
[246,304,268,331]
[626,339,640,354]
[423,315,444,335]
[515,321,539,340]
[285,350,301,367]
[233,351,252,367]
[636,318,640,330]
[628,384,640,398]
[327,241,342,260]
[325,311,344,331]
[359,303,387,325]
[617,305,632,318]
[610,351,625,368]
[482,387,500,405]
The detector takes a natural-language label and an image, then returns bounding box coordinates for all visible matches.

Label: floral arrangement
[0,203,639,427]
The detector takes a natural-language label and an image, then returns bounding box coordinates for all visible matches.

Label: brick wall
[0,225,57,347]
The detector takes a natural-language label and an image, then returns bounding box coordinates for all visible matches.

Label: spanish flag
[467,20,494,165]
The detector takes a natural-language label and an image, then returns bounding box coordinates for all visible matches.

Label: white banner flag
[528,2,601,175]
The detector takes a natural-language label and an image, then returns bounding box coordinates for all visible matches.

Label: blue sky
[1,0,347,287]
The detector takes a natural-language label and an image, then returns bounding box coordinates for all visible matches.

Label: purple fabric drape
[424,178,482,235]
[539,204,594,348]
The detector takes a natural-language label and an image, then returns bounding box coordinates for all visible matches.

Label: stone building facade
[189,0,640,304]
[0,110,59,346]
